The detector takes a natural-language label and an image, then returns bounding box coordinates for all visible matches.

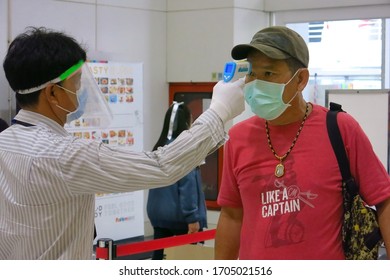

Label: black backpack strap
[326,102,358,195]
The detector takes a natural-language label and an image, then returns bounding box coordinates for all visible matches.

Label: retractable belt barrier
[96,229,216,260]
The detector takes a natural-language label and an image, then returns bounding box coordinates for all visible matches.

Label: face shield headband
[17,60,113,128]
[17,60,85,94]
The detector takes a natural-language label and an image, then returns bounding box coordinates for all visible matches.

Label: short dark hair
[3,27,87,107]
[153,103,192,151]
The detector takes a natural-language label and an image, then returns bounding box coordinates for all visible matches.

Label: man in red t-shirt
[215,26,390,260]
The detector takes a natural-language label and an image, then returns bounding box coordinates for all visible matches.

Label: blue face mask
[66,88,88,123]
[56,85,88,124]
[244,71,299,120]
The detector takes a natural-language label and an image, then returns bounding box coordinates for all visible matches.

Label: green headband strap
[17,60,85,94]
[59,60,84,81]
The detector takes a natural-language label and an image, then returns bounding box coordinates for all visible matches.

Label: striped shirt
[0,109,226,259]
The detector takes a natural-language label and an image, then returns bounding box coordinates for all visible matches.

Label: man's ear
[44,84,58,105]
[297,68,309,92]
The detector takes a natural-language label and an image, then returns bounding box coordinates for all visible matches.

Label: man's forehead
[249,53,286,67]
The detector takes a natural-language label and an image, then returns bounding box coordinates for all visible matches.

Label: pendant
[275,163,285,178]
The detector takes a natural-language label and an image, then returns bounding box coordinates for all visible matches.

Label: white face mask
[244,71,299,120]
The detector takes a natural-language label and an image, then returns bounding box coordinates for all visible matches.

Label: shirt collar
[13,109,70,137]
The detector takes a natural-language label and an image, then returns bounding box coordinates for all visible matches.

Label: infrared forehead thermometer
[223,60,251,83]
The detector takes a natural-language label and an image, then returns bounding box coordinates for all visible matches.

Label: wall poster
[65,60,144,243]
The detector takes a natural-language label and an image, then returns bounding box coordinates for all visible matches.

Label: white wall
[167,0,267,82]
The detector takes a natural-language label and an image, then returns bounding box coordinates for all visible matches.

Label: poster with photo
[65,61,144,243]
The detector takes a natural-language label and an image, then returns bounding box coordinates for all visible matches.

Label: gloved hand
[210,77,245,123]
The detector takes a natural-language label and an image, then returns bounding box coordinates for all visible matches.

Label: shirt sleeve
[60,109,228,194]
[339,112,390,205]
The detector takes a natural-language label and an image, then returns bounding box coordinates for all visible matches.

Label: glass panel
[288,19,383,106]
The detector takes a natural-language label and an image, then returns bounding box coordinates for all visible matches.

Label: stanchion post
[96,238,116,260]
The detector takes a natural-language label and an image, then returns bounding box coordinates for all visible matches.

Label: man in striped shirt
[0,27,245,259]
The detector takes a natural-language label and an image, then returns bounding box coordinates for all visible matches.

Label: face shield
[63,63,113,128]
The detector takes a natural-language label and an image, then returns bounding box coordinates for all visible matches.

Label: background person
[214,26,390,260]
[147,102,207,260]
[0,26,244,259]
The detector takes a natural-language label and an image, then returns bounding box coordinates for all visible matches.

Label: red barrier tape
[96,229,216,259]
[95,247,109,260]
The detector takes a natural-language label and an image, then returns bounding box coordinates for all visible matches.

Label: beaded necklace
[265,103,309,177]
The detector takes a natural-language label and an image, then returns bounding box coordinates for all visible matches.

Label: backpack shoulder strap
[326,102,353,182]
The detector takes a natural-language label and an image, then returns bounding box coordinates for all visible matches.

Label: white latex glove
[210,77,245,123]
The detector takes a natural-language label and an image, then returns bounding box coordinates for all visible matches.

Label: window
[287,19,384,106]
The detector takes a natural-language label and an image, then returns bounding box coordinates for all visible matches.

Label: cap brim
[231,44,291,61]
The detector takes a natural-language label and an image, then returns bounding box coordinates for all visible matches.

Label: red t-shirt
[218,103,390,259]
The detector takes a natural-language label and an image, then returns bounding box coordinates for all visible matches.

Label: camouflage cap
[231,26,309,68]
